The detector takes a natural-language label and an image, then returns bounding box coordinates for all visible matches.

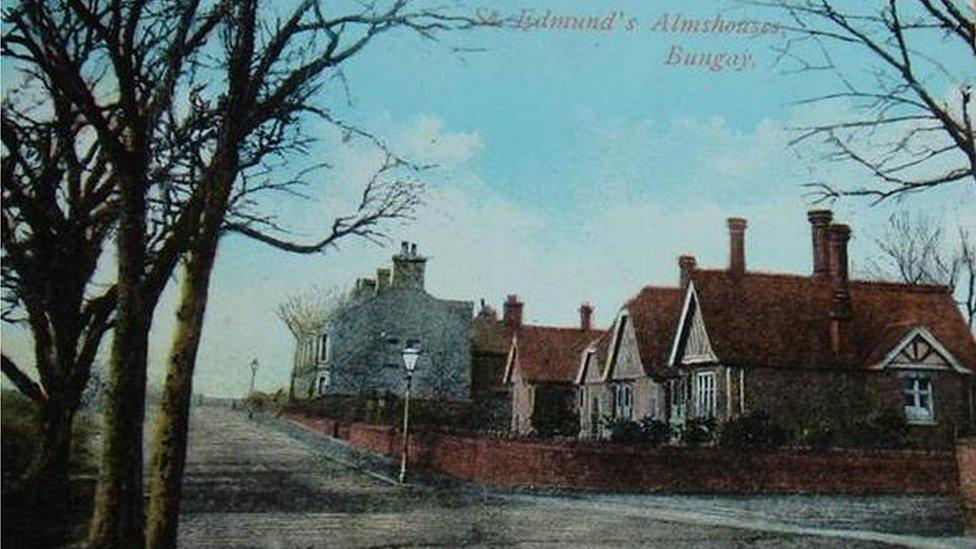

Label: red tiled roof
[624,285,685,376]
[508,325,602,383]
[688,269,976,370]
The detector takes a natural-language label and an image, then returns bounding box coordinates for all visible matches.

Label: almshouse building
[290,242,473,401]
[665,212,976,445]
[576,285,683,438]
[502,298,600,435]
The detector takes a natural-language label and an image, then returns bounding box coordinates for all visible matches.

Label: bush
[604,418,644,443]
[603,417,671,445]
[795,422,834,450]
[534,408,579,438]
[842,410,909,449]
[718,410,789,448]
[679,416,718,446]
[640,418,672,446]
[1,390,39,480]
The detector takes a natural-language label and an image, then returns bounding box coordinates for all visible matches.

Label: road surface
[176,405,969,548]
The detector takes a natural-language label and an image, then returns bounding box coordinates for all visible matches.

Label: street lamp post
[247,358,259,419]
[249,357,259,395]
[399,344,421,484]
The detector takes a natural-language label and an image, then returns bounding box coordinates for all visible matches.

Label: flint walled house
[290,242,472,401]
[501,298,600,435]
[286,211,975,448]
[574,211,976,445]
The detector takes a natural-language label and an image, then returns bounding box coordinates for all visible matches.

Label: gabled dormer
[869,326,971,374]
[668,282,718,367]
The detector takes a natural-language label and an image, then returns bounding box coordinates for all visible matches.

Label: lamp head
[402,345,421,373]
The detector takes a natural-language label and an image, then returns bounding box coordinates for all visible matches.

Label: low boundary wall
[285,411,959,495]
[957,438,976,531]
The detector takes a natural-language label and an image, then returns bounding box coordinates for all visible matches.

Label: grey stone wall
[295,286,473,401]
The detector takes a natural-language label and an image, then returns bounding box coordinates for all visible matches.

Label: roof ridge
[693,268,950,293]
[520,324,602,333]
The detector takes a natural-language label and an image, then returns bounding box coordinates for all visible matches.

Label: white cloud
[5,108,972,399]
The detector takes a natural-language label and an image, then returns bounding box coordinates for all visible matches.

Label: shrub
[842,410,909,449]
[1,390,39,480]
[718,410,789,448]
[601,417,672,445]
[640,418,672,446]
[534,408,579,438]
[604,418,644,443]
[796,422,834,450]
[680,416,718,446]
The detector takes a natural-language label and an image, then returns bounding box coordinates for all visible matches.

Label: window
[317,372,330,395]
[615,383,634,420]
[319,334,328,361]
[902,374,934,424]
[590,396,600,437]
[695,372,716,418]
[669,379,682,407]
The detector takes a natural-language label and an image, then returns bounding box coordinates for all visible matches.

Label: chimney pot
[391,245,426,290]
[410,243,417,256]
[503,294,524,328]
[808,209,833,279]
[679,254,697,289]
[727,217,747,276]
[579,302,594,331]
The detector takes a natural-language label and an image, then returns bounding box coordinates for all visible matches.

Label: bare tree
[753,0,975,202]
[868,211,976,327]
[955,226,976,328]
[277,286,349,399]
[1,84,117,500]
[3,1,484,546]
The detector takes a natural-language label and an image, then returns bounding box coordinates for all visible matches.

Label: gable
[669,285,718,366]
[502,338,518,384]
[890,336,949,368]
[682,303,716,364]
[605,313,646,381]
[576,347,595,385]
[870,326,970,373]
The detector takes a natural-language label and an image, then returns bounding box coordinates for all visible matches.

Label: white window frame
[615,383,634,420]
[695,371,716,418]
[319,333,329,361]
[317,370,330,395]
[902,373,935,424]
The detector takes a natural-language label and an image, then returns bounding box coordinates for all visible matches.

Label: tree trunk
[88,165,151,549]
[144,243,218,548]
[145,161,233,549]
[19,400,77,545]
[25,400,75,488]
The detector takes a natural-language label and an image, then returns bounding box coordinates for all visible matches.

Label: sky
[2,0,974,397]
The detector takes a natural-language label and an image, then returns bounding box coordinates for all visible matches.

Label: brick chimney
[679,254,697,289]
[391,241,426,290]
[579,302,594,330]
[376,268,391,292]
[808,209,833,279]
[727,217,747,277]
[828,224,853,354]
[503,294,523,328]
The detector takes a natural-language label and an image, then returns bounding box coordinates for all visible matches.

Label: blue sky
[3,0,974,396]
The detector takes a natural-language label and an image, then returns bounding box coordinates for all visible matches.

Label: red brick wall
[286,411,958,495]
[957,438,976,531]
